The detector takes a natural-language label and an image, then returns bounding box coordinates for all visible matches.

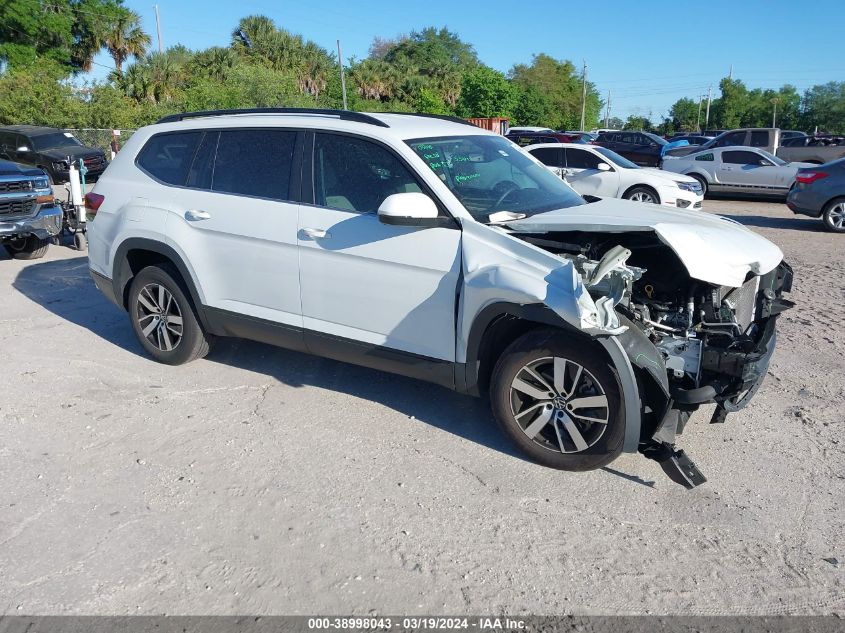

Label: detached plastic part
[640,442,708,489]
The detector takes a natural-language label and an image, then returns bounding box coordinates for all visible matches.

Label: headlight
[32,177,50,191]
[676,180,702,193]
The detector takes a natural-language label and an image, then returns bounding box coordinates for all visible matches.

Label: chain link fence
[63,128,137,158]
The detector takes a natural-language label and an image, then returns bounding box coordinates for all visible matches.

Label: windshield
[407,135,585,222]
[594,146,639,169]
[757,149,787,166]
[31,132,83,151]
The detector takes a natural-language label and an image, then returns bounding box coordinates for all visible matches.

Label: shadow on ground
[720,214,825,232]
[12,255,524,461]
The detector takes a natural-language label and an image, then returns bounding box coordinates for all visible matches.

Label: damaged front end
[508,229,794,488]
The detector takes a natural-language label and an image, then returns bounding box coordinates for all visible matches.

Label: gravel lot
[1,198,843,616]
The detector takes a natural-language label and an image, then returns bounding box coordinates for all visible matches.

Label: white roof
[146,111,491,143]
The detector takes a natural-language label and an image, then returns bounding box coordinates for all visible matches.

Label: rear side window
[136,131,202,185]
[530,147,563,167]
[314,133,422,213]
[212,129,296,200]
[750,131,769,147]
[695,152,715,161]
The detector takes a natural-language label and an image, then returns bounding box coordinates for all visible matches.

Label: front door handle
[301,227,330,240]
[185,209,211,221]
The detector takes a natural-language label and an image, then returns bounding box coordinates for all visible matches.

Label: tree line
[1,1,843,134]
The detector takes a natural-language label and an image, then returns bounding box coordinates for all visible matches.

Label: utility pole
[728,64,733,80]
[580,60,587,131]
[705,85,712,129]
[154,4,163,53]
[771,97,780,128]
[604,90,611,129]
[337,39,348,110]
[696,95,703,130]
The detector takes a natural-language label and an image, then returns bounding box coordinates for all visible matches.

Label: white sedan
[526,143,704,209]
[661,145,814,198]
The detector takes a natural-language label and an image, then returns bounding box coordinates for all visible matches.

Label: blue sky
[86,0,845,121]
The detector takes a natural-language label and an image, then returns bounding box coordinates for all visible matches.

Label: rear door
[297,131,462,366]
[156,127,305,334]
[528,146,565,177]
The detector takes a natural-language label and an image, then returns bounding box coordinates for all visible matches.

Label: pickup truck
[0,159,63,259]
[777,136,845,165]
[664,127,845,165]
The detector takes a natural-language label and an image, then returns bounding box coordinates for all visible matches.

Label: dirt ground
[1,198,843,616]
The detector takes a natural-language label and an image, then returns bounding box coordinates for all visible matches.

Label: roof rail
[156,108,390,128]
[383,112,478,127]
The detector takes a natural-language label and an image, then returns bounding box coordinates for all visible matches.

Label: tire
[73,231,87,251]
[3,235,49,260]
[37,166,55,186]
[127,264,214,365]
[822,197,845,233]
[688,173,708,197]
[489,329,625,471]
[623,185,660,205]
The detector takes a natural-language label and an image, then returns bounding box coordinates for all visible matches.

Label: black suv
[593,130,668,167]
[0,125,107,184]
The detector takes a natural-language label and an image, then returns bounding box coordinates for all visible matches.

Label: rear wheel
[3,235,49,260]
[623,186,659,205]
[128,264,214,364]
[822,197,845,233]
[489,329,625,471]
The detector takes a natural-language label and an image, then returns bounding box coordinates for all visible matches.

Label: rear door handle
[301,227,330,239]
[185,209,211,221]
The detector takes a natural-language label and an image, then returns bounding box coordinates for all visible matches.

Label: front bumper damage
[0,204,63,240]
[623,261,794,488]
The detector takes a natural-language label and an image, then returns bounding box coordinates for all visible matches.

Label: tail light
[84,192,104,220]
[796,171,828,184]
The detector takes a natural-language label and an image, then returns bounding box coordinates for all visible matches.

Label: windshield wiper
[487,210,527,224]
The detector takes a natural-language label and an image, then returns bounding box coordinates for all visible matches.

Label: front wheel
[3,235,49,260]
[822,197,845,233]
[489,329,625,471]
[623,186,659,205]
[128,264,214,365]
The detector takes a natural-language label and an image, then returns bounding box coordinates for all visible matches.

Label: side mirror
[597,162,611,171]
[378,192,441,227]
[16,146,30,152]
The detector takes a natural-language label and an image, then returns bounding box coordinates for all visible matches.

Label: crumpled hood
[505,198,784,287]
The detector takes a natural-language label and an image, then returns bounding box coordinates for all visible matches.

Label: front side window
[314,133,422,213]
[212,129,296,200]
[723,150,767,165]
[565,148,603,170]
[715,131,746,147]
[137,131,202,186]
[407,134,584,222]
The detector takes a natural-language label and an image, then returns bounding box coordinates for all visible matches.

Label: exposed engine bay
[512,229,794,487]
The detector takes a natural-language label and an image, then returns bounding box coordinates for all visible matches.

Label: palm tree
[191,46,238,82]
[104,9,151,74]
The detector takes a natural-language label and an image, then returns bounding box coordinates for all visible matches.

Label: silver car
[662,146,813,198]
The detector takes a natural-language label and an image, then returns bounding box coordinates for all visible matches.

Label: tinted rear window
[211,129,296,200]
[137,131,202,186]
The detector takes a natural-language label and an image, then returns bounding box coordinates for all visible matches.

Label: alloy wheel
[827,202,845,229]
[629,190,656,203]
[509,356,610,454]
[135,283,184,352]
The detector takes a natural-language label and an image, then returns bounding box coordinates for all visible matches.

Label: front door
[564,147,619,197]
[297,132,462,365]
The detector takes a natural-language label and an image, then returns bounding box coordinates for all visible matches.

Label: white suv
[86,108,793,488]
